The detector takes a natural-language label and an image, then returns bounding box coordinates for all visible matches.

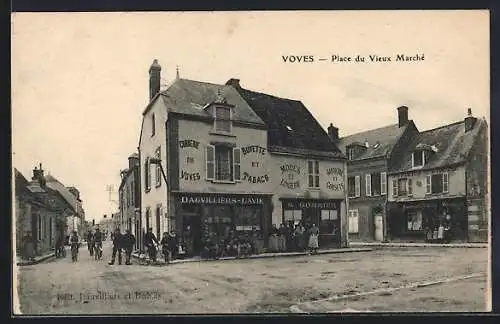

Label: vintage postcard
[11,10,490,314]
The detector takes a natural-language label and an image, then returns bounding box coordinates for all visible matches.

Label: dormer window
[214,106,232,133]
[412,145,434,169]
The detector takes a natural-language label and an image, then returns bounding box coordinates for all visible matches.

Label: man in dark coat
[108,228,123,265]
[144,227,159,262]
[122,229,136,265]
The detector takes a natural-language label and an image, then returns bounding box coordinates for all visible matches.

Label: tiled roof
[391,118,486,173]
[155,78,265,126]
[45,174,79,213]
[14,168,30,196]
[230,83,344,156]
[338,123,410,160]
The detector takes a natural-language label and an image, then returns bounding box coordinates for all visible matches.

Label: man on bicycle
[86,230,94,256]
[69,231,80,262]
[94,226,103,260]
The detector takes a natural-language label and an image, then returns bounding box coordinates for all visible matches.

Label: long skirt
[268,234,279,252]
[308,234,319,249]
[278,235,287,252]
[24,242,35,259]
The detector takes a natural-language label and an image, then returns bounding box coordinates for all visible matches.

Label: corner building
[139,60,348,256]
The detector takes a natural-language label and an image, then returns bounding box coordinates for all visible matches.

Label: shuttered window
[233,148,241,181]
[380,172,387,195]
[354,176,361,197]
[365,174,372,197]
[206,145,215,180]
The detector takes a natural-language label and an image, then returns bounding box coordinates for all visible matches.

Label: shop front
[387,198,467,242]
[280,198,342,247]
[172,192,273,256]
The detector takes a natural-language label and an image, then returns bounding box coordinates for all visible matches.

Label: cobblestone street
[15,243,489,314]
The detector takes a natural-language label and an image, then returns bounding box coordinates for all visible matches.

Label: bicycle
[94,242,103,260]
[71,243,79,262]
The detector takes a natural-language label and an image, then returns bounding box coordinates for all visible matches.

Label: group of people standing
[143,227,181,264]
[85,227,136,265]
[269,221,320,254]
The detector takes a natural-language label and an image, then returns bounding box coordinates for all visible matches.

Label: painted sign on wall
[241,144,269,183]
[179,139,201,182]
[180,194,264,205]
[280,164,301,189]
[326,167,345,191]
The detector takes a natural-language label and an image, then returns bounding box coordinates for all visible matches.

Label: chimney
[465,108,477,132]
[225,78,241,89]
[128,154,140,170]
[32,163,46,187]
[397,106,409,127]
[149,59,162,101]
[327,123,339,141]
[32,166,40,181]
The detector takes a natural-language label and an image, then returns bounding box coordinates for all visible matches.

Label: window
[366,173,382,197]
[155,146,162,187]
[407,178,413,195]
[234,207,262,231]
[412,151,423,168]
[365,174,371,197]
[380,172,387,195]
[348,209,359,233]
[427,173,449,194]
[151,113,156,136]
[397,179,407,196]
[284,210,302,223]
[412,150,431,168]
[347,147,355,160]
[308,161,320,188]
[348,177,356,198]
[144,158,151,191]
[206,145,240,182]
[320,209,338,234]
[392,179,398,196]
[407,211,423,231]
[348,176,361,198]
[214,106,232,133]
[233,148,241,181]
[37,214,42,240]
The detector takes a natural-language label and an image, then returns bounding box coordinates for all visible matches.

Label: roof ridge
[240,86,301,103]
[339,123,400,140]
[420,120,464,134]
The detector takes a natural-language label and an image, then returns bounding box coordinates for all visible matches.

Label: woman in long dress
[23,231,36,261]
[269,224,279,252]
[308,224,319,254]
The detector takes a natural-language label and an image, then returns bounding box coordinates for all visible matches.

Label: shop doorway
[183,213,202,256]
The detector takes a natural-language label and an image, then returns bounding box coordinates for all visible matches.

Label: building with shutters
[386,109,488,243]
[138,59,348,255]
[118,153,141,249]
[334,107,419,242]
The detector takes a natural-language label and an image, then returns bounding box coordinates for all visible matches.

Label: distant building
[118,153,141,249]
[336,107,419,242]
[387,109,488,243]
[14,164,78,256]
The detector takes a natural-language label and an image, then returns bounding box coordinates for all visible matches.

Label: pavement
[15,243,489,314]
[131,247,373,266]
[16,243,88,266]
[348,242,488,248]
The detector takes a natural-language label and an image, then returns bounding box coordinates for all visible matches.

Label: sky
[11,10,489,223]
